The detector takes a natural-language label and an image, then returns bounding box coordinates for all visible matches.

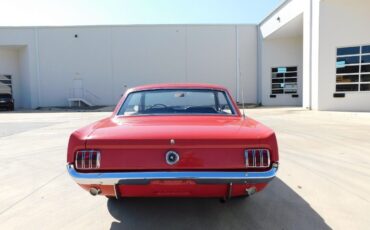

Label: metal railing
[84,89,100,105]
[68,88,100,107]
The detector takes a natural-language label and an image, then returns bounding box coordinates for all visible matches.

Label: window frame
[271,66,298,95]
[116,88,238,117]
[335,44,370,93]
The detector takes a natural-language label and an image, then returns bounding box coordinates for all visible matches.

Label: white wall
[0,25,258,108]
[317,0,370,111]
[238,25,258,104]
[18,47,33,108]
[260,37,303,106]
[0,28,38,108]
[187,26,237,99]
[0,46,36,109]
[112,25,257,105]
[111,26,187,102]
[34,25,258,107]
[37,27,113,106]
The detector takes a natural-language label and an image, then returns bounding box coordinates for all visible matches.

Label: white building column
[303,0,321,110]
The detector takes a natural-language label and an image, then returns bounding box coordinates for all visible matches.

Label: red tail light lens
[245,149,270,168]
[75,150,101,169]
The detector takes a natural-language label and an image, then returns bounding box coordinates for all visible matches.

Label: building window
[336,45,370,92]
[271,66,298,94]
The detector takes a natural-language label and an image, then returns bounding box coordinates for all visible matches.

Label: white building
[0,0,369,111]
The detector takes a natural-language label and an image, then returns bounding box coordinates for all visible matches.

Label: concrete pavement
[0,108,369,229]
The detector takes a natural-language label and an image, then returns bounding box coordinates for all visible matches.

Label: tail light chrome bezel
[75,150,101,170]
[244,149,271,168]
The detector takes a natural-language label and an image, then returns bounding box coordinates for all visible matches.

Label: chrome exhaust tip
[246,187,256,196]
[89,187,101,196]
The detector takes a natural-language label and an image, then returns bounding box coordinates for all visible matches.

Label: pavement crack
[286,157,370,203]
[0,171,65,216]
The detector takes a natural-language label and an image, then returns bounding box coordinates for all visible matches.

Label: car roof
[130,83,228,92]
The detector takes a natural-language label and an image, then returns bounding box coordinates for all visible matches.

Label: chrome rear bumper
[67,164,278,185]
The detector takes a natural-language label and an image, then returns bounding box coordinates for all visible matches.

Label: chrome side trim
[67,164,278,186]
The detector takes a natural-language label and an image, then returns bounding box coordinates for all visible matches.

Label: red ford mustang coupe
[67,83,279,200]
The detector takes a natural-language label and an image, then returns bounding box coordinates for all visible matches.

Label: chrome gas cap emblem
[166,150,179,165]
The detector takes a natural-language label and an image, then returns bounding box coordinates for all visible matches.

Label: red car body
[67,83,279,199]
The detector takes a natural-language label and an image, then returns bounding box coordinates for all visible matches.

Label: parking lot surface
[0,107,369,230]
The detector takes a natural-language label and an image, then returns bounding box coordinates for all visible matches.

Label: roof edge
[0,23,258,29]
[130,83,228,91]
[259,0,292,26]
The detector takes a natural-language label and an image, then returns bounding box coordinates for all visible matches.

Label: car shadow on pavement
[107,178,330,230]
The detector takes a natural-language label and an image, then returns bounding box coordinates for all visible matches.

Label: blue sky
[0,0,284,26]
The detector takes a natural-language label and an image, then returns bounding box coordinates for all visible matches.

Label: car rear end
[66,120,279,199]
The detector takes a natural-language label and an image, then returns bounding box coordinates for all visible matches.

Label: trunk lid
[86,116,274,171]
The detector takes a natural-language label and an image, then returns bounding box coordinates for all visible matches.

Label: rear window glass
[117,89,236,116]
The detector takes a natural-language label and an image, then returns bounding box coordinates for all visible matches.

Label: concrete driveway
[0,108,369,229]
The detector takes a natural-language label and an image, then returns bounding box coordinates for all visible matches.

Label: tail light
[245,149,270,168]
[75,150,101,169]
